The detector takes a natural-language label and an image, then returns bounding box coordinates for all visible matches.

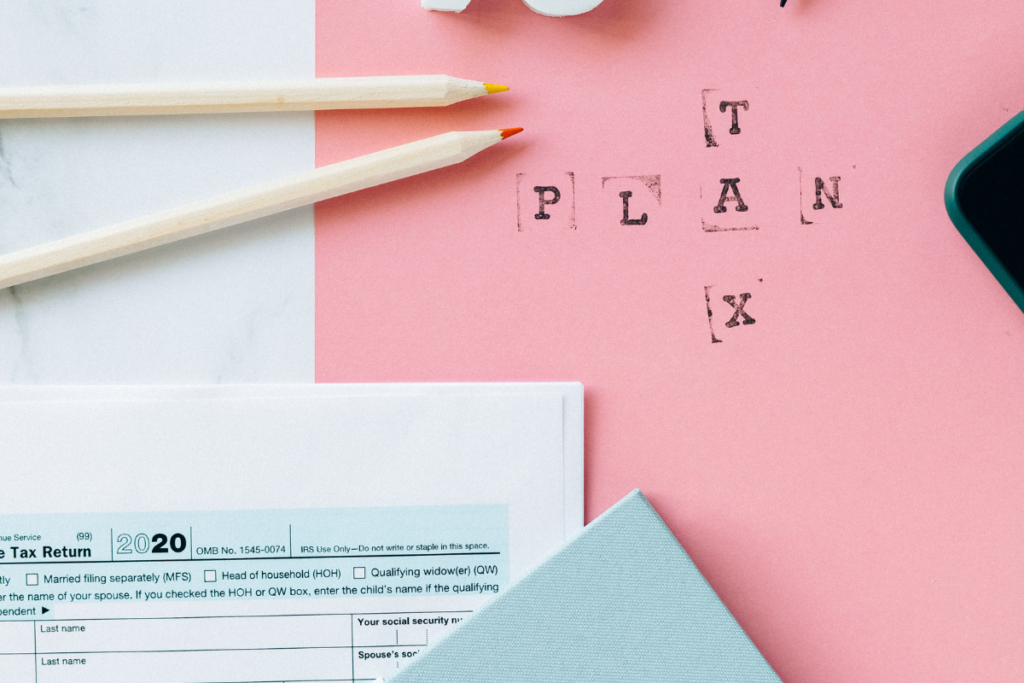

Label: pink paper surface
[315,1,1024,680]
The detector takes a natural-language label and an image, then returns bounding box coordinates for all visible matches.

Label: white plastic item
[423,0,604,16]
[522,0,605,16]
[421,0,472,11]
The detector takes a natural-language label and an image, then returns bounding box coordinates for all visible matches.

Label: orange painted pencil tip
[485,83,510,94]
[500,127,524,140]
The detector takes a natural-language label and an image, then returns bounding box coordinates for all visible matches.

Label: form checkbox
[204,570,217,583]
[353,567,366,579]
[26,573,38,586]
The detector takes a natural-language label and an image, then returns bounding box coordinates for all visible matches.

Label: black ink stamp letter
[704,280,762,344]
[702,89,752,147]
[516,172,576,231]
[601,175,661,227]
[798,166,850,226]
[702,177,758,232]
[719,101,749,135]
[534,186,561,219]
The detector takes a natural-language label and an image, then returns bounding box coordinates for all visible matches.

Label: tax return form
[0,383,583,683]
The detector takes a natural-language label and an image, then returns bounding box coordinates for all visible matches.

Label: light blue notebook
[386,489,782,683]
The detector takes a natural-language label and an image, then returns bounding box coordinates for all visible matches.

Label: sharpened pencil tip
[780,0,787,6]
[485,83,510,94]
[500,127,524,139]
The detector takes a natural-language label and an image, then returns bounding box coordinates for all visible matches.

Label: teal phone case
[945,110,1024,311]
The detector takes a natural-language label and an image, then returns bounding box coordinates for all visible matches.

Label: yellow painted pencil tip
[485,83,510,94]
[500,127,524,139]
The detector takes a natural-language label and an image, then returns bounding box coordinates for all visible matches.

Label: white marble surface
[0,1,315,383]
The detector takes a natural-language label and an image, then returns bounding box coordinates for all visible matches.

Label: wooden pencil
[0,76,509,118]
[0,128,523,289]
